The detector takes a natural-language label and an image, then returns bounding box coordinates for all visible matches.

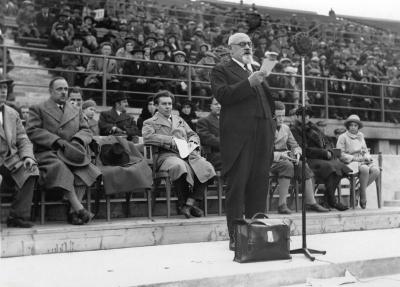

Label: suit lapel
[0,120,5,140]
[60,102,78,127]
[3,105,14,147]
[171,114,185,129]
[43,99,63,123]
[227,60,248,79]
[154,112,171,128]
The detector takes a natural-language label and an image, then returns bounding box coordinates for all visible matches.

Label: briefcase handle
[251,213,269,220]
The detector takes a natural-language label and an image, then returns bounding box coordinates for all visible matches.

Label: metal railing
[2,44,400,122]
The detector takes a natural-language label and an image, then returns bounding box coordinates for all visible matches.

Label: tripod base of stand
[290,248,326,261]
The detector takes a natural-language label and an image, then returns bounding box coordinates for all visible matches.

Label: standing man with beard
[210,33,276,251]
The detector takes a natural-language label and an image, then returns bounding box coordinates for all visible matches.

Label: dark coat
[26,99,101,192]
[62,45,91,69]
[147,62,172,92]
[196,113,221,171]
[98,108,139,138]
[290,119,351,180]
[210,59,275,176]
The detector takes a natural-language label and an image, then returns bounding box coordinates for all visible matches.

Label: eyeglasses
[231,41,253,48]
[70,98,82,102]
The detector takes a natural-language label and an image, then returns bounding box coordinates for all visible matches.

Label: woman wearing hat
[336,115,380,209]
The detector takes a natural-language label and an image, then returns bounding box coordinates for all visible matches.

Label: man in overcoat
[290,106,351,211]
[98,93,140,142]
[26,77,101,225]
[0,76,39,228]
[210,33,275,250]
[142,90,216,218]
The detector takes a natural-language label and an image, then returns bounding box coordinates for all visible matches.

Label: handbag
[234,213,292,263]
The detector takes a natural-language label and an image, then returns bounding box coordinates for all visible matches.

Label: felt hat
[344,114,363,129]
[295,106,313,117]
[84,15,95,23]
[173,50,186,57]
[100,143,130,166]
[82,100,96,110]
[0,74,13,85]
[279,57,292,64]
[57,142,91,167]
[110,93,127,104]
[151,47,167,56]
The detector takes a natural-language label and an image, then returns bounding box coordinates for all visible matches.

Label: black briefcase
[234,213,292,263]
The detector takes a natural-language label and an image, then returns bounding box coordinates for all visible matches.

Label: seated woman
[336,115,380,209]
[291,106,352,211]
[272,101,328,214]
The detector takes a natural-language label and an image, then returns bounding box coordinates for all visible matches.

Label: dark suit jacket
[98,108,139,138]
[196,113,221,171]
[62,45,90,69]
[210,59,275,175]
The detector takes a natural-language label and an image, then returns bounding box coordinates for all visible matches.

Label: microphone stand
[290,55,326,261]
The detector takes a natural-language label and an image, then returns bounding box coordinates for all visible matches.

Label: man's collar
[157,111,172,120]
[231,58,252,72]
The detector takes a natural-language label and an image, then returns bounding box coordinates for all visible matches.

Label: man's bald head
[228,33,251,46]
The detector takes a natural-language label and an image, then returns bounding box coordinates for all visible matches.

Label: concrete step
[384,200,400,207]
[1,229,400,287]
[2,207,400,258]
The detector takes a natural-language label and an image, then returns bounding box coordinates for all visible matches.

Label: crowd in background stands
[2,0,400,121]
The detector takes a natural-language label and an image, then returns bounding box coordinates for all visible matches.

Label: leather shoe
[330,202,349,211]
[7,216,34,228]
[306,203,329,212]
[179,205,192,218]
[77,209,94,224]
[278,204,292,214]
[360,200,367,209]
[229,240,235,251]
[67,212,84,225]
[189,205,204,217]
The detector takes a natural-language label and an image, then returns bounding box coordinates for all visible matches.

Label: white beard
[242,54,253,64]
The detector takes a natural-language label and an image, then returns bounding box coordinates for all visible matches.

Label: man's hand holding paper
[260,58,278,76]
[173,137,200,158]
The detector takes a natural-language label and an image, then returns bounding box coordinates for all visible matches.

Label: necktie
[244,64,252,75]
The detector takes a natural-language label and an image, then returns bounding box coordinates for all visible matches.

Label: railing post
[102,55,107,106]
[324,77,329,119]
[188,63,192,101]
[380,84,385,123]
[2,45,7,75]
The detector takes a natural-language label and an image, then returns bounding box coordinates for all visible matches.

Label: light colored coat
[273,124,301,162]
[26,99,101,192]
[0,105,39,188]
[336,131,370,164]
[142,112,215,185]
[84,56,118,86]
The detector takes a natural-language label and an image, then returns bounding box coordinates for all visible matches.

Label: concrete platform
[1,229,400,287]
[2,207,400,258]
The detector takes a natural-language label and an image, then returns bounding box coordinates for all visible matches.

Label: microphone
[292,32,313,56]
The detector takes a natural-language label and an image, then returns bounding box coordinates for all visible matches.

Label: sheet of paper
[173,138,199,158]
[260,58,278,75]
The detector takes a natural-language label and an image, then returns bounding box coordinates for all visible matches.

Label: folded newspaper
[173,137,199,158]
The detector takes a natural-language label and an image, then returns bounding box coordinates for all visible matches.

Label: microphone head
[292,32,313,56]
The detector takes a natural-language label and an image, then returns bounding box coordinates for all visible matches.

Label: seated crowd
[0,72,381,229]
[3,0,400,122]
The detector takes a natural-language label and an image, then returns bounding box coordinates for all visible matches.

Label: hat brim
[344,119,363,129]
[57,149,91,167]
[99,145,130,166]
